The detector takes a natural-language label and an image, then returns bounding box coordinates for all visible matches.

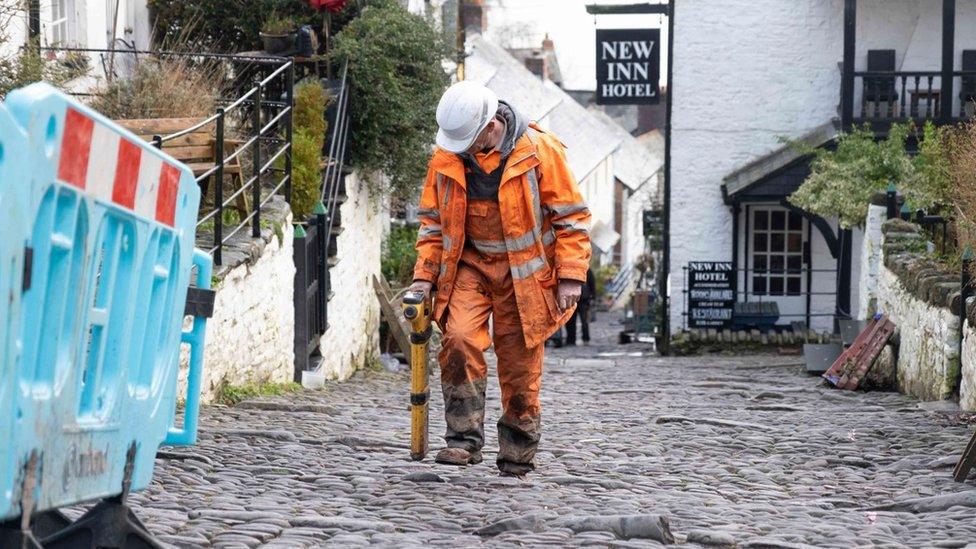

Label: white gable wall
[668,0,972,334]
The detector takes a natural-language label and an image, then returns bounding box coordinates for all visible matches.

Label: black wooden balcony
[851,69,976,129]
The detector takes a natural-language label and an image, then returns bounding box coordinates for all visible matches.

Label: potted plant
[260,12,298,54]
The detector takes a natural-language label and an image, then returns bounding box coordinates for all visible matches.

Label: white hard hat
[435,81,498,153]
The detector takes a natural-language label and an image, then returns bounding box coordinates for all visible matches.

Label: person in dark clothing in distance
[565,268,596,346]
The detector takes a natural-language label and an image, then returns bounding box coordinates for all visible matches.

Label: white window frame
[46,0,76,46]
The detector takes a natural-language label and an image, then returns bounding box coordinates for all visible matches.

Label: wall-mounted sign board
[595,28,660,105]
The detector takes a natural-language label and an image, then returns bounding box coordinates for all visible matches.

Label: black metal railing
[852,70,976,124]
[292,61,351,378]
[176,60,295,265]
[39,47,297,266]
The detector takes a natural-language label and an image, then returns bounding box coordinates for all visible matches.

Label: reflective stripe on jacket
[413,123,592,348]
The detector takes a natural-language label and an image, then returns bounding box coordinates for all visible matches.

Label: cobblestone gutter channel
[69,317,976,547]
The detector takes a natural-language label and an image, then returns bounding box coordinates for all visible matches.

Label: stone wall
[312,172,384,382]
[179,197,296,404]
[875,219,962,403]
[961,318,976,411]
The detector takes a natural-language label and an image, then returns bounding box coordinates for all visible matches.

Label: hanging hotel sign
[595,28,660,105]
[687,261,734,329]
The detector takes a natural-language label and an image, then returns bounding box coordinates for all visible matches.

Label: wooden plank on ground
[822,315,896,390]
[373,274,413,357]
[954,430,976,482]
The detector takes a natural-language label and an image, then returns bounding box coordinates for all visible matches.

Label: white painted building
[1,0,152,84]
[668,0,976,334]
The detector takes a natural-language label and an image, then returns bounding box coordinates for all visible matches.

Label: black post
[900,203,912,221]
[731,202,740,304]
[284,62,295,204]
[252,79,263,238]
[314,203,328,336]
[293,225,309,380]
[28,0,40,39]
[841,0,857,130]
[660,0,675,355]
[886,183,898,219]
[214,108,225,266]
[835,228,853,329]
[942,0,956,123]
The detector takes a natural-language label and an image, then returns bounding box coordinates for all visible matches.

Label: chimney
[524,54,547,80]
[460,0,487,34]
[541,33,554,52]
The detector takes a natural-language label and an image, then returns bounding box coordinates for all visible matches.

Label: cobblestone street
[120,316,976,548]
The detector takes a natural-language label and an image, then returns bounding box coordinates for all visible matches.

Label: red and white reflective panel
[56,107,180,227]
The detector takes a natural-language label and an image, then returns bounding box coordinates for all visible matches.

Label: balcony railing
[851,70,976,125]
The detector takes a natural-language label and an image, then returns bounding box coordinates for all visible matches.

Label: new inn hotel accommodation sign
[595,28,660,105]
[688,261,734,329]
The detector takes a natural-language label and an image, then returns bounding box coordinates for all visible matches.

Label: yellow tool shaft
[403,294,431,461]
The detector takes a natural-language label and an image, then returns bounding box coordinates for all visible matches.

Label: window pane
[771,211,786,230]
[787,255,802,272]
[788,212,802,231]
[753,233,768,252]
[754,255,768,273]
[787,277,801,296]
[770,277,785,296]
[754,211,768,230]
[771,233,785,252]
[770,255,784,273]
[788,233,803,252]
[753,277,767,295]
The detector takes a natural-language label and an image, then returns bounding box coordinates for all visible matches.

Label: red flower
[307,0,349,13]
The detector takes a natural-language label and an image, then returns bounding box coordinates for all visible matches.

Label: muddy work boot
[434,447,483,466]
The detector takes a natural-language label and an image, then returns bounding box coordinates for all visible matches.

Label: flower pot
[260,32,296,54]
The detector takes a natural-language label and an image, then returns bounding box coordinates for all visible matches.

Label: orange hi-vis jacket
[413,123,592,348]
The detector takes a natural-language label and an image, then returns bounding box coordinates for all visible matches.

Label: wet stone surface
[77,316,976,547]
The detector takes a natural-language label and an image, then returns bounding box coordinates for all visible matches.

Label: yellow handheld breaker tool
[402,291,431,461]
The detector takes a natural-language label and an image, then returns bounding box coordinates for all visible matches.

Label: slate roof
[722,121,838,200]
[465,35,620,180]
[588,107,664,192]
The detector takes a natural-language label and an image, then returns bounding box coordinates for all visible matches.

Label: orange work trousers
[438,199,545,475]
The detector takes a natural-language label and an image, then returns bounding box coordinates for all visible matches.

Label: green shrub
[330,0,449,199]
[288,79,329,220]
[789,124,913,229]
[261,12,298,35]
[0,42,86,99]
[148,0,318,51]
[789,123,953,229]
[382,224,419,287]
[215,381,302,406]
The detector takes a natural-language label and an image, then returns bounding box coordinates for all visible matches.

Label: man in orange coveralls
[408,81,592,477]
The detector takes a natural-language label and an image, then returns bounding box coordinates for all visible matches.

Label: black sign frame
[595,28,661,105]
[687,261,734,329]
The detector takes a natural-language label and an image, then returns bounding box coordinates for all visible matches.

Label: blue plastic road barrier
[0,83,213,521]
[0,100,31,528]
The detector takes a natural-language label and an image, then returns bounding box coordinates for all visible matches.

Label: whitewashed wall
[0,7,28,59]
[179,211,296,405]
[670,0,845,333]
[312,172,384,382]
[961,316,976,411]
[857,204,887,319]
[578,156,616,265]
